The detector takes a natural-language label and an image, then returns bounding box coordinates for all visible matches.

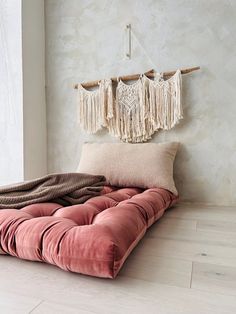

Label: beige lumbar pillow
[77,142,179,195]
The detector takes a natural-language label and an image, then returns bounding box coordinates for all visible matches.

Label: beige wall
[22,0,47,179]
[45,0,236,206]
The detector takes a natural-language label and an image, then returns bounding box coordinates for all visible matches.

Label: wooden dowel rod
[74,66,200,89]
[163,66,200,77]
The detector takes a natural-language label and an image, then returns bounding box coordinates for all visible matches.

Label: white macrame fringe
[77,70,182,142]
[77,79,113,133]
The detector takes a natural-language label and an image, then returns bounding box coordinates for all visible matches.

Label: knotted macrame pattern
[77,70,182,142]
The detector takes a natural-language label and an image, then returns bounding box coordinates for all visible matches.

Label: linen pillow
[77,142,179,195]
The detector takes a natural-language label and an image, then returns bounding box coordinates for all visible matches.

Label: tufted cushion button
[21,203,63,217]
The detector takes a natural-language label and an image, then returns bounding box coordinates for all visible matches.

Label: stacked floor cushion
[0,186,177,278]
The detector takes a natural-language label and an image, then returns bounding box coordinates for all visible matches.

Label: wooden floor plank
[31,300,95,314]
[197,220,236,234]
[192,262,236,296]
[1,257,236,314]
[133,236,236,268]
[0,290,42,314]
[154,216,197,230]
[147,224,236,248]
[165,204,236,222]
[120,251,192,288]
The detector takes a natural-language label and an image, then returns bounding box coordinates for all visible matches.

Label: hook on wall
[125,24,131,59]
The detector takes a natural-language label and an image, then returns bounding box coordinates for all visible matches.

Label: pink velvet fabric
[0,186,177,278]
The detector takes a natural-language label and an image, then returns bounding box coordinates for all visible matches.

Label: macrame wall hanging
[75,66,199,143]
[77,79,113,133]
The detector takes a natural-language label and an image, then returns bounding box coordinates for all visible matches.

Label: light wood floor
[1,203,236,314]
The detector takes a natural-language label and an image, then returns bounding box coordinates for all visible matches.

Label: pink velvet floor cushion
[0,186,177,278]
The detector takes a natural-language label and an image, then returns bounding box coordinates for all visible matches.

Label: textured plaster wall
[45,0,236,205]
